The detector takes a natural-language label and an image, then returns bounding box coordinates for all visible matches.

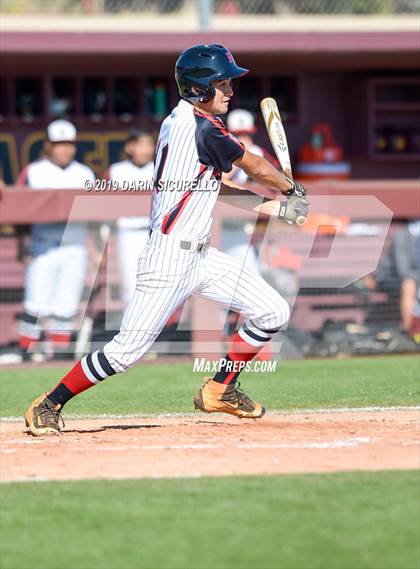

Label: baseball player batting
[25,44,309,436]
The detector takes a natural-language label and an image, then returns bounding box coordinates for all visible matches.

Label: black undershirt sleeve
[195,114,245,173]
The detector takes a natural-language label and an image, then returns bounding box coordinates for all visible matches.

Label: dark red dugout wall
[1,30,419,183]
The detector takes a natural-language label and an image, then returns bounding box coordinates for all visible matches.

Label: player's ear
[43,141,52,155]
[124,141,132,157]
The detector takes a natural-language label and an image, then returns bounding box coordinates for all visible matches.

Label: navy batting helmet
[175,44,248,103]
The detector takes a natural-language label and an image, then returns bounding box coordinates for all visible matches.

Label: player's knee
[255,295,290,331]
[271,296,290,328]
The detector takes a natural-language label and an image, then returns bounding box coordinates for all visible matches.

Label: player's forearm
[219,181,280,217]
[252,199,280,217]
[235,151,292,194]
[219,181,264,210]
[220,178,248,193]
[221,175,279,200]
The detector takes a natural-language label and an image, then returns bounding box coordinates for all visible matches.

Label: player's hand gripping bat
[260,97,307,225]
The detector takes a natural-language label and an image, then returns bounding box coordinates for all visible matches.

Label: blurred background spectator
[375,220,420,337]
[222,109,272,274]
[107,128,155,305]
[16,120,95,361]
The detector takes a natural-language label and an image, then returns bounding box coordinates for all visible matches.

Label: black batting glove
[282,178,307,199]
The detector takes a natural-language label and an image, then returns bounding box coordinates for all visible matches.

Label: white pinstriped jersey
[17,158,95,255]
[149,99,244,241]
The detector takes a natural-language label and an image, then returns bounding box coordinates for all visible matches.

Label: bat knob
[296,215,307,226]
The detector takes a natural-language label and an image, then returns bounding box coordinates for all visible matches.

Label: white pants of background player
[117,226,149,306]
[103,230,289,372]
[23,244,86,334]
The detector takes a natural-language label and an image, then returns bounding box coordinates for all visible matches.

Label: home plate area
[1,408,419,482]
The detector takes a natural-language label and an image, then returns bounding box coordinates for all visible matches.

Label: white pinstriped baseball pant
[103,230,290,372]
[24,244,87,320]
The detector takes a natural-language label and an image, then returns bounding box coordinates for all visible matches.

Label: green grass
[1,471,419,569]
[1,357,419,569]
[0,355,419,417]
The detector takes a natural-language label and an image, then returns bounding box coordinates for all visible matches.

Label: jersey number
[154,143,169,191]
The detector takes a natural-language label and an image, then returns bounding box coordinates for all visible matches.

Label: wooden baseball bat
[260,97,307,225]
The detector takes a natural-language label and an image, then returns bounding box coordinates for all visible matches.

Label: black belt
[149,229,210,253]
[180,240,208,253]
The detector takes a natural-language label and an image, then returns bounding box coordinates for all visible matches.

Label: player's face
[210,79,234,115]
[126,135,155,167]
[46,141,76,167]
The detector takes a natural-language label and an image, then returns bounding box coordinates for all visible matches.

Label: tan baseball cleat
[25,393,64,436]
[194,377,265,419]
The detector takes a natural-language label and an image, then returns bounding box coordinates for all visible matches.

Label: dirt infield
[1,408,419,482]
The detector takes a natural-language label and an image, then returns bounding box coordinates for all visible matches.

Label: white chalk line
[1,405,419,423]
[87,436,378,452]
[1,435,380,449]
[3,433,419,484]
[0,436,382,460]
[5,436,419,453]
[0,473,223,483]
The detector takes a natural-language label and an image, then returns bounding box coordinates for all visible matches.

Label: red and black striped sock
[47,350,117,407]
[213,321,279,385]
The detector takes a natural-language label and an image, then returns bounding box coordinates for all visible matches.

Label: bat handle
[296,215,307,226]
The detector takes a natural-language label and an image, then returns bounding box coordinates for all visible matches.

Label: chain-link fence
[214,0,420,14]
[2,0,420,15]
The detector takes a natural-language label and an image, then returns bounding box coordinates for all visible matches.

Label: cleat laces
[37,399,65,430]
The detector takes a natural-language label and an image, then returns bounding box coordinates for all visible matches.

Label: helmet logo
[226,50,234,63]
